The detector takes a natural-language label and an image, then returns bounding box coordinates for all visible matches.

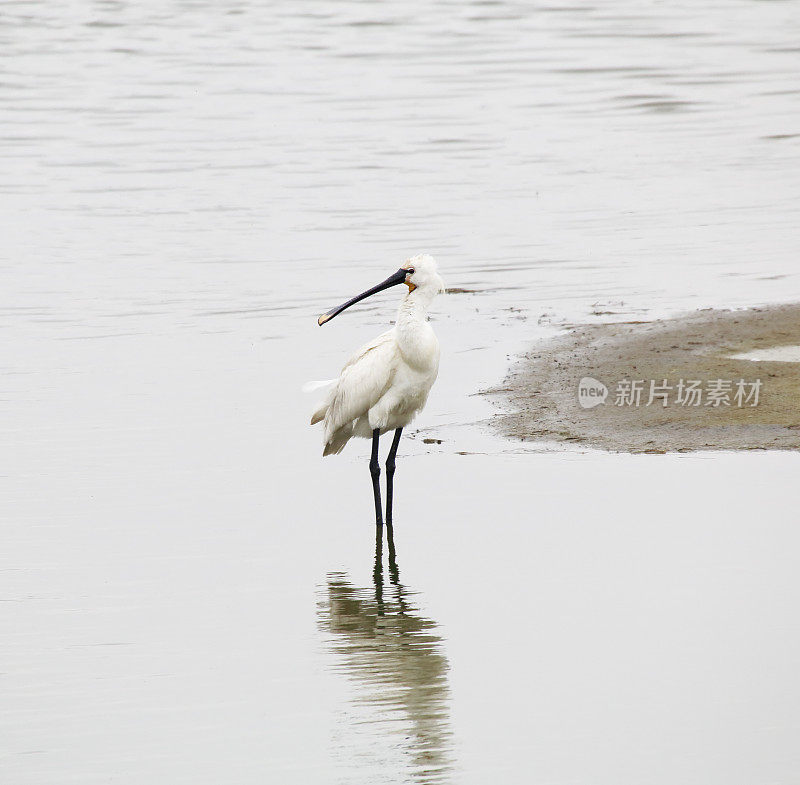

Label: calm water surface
[3,2,800,783]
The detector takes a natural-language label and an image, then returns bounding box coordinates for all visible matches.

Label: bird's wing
[324,329,397,441]
[340,328,395,372]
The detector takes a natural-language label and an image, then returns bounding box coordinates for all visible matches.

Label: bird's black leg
[370,428,383,531]
[385,427,403,531]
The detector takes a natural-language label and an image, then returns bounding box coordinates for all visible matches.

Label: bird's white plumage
[310,254,445,456]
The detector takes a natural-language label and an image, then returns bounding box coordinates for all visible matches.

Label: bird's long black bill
[317,268,407,326]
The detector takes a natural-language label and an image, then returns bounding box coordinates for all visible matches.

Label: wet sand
[488,304,800,453]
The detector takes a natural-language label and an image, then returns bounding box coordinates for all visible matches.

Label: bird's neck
[396,288,433,326]
[395,289,438,370]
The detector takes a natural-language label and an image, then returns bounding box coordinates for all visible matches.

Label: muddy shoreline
[487,304,800,453]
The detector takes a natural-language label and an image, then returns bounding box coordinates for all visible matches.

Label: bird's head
[317,254,444,326]
[401,254,445,297]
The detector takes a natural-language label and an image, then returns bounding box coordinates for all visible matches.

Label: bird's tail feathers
[323,424,353,456]
[302,379,336,394]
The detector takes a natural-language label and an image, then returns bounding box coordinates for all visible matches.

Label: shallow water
[731,345,800,362]
[3,2,800,783]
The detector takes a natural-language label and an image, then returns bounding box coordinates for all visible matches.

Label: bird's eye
[407,268,415,275]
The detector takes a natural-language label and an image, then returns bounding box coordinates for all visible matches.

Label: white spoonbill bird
[309,254,445,529]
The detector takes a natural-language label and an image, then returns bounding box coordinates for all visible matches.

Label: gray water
[3,2,800,783]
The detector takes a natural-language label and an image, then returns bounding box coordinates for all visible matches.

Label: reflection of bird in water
[318,531,452,784]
